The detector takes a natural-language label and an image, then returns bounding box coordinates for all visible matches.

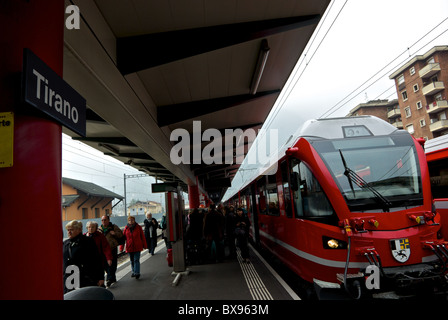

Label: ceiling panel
[63,0,331,201]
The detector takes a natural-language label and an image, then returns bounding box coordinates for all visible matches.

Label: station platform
[108,239,300,301]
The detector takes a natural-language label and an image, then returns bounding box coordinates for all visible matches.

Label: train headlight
[323,236,347,249]
[327,239,339,249]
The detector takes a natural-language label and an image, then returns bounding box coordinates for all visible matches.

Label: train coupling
[356,247,382,267]
[422,240,448,263]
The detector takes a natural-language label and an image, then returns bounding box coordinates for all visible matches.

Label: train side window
[290,159,335,222]
[256,177,267,214]
[266,174,279,216]
[281,160,293,218]
[299,162,335,219]
[290,159,304,218]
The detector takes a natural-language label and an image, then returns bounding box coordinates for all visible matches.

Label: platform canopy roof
[62,0,330,203]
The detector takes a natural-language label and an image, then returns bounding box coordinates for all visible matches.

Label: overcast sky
[223,0,448,199]
[63,0,448,204]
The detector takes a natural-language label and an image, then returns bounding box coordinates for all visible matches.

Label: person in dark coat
[144,213,158,255]
[234,207,251,262]
[63,220,104,293]
[187,208,204,241]
[85,221,113,270]
[203,204,225,262]
[225,205,237,259]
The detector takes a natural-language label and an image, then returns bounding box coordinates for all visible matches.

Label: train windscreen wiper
[339,149,392,212]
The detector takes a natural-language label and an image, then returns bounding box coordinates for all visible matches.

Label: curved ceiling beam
[157,89,280,127]
[117,15,320,74]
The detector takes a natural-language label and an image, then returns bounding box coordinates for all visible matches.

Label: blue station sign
[22,48,86,137]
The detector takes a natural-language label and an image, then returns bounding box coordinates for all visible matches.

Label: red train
[227,116,448,299]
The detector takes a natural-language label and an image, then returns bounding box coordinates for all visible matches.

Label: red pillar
[0,1,64,299]
[188,184,200,209]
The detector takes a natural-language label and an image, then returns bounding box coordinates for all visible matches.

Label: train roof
[295,115,399,141]
[425,134,448,154]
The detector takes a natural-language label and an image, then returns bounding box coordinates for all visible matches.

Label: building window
[402,90,408,101]
[82,208,88,219]
[413,84,419,92]
[405,106,411,118]
[398,74,405,86]
[410,66,415,75]
[95,208,100,218]
[406,124,415,134]
[420,119,426,127]
[416,101,422,110]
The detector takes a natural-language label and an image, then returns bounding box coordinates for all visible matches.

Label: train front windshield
[312,133,423,212]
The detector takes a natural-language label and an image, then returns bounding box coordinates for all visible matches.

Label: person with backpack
[100,215,124,287]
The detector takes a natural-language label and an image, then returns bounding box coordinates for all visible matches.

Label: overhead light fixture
[250,39,270,95]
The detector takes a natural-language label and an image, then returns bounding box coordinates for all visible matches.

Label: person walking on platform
[186,208,204,242]
[123,216,147,279]
[144,213,158,255]
[203,204,225,262]
[100,215,124,287]
[159,213,171,250]
[85,221,113,286]
[234,207,251,263]
[225,205,237,259]
[63,220,104,293]
[185,208,205,265]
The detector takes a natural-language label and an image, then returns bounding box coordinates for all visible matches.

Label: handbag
[235,227,246,236]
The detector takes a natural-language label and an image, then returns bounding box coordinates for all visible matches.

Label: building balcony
[419,62,441,79]
[391,121,403,129]
[426,100,448,114]
[387,108,401,118]
[422,81,445,96]
[430,119,448,132]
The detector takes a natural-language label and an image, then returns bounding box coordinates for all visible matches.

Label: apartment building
[346,99,403,129]
[389,46,448,139]
[128,200,163,215]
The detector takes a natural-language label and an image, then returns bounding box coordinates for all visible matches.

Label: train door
[428,157,448,239]
[248,184,260,246]
[280,160,293,219]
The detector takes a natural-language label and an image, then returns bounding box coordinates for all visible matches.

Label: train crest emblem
[390,238,410,263]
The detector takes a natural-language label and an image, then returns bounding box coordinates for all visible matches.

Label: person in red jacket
[123,216,147,279]
[85,221,113,274]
